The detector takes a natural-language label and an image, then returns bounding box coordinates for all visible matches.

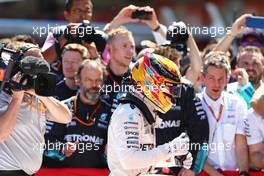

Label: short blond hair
[107,26,133,44]
[62,43,89,60]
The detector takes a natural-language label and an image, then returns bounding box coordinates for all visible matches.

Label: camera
[0,43,56,96]
[61,21,107,53]
[166,23,190,70]
[131,9,153,20]
[166,23,189,56]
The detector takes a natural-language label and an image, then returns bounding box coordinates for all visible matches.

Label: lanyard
[203,95,224,144]
[203,96,224,123]
[203,95,226,166]
[73,95,101,126]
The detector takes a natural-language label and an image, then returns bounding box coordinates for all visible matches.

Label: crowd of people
[0,0,264,176]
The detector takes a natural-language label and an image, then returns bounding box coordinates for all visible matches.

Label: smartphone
[131,9,153,20]
[245,16,264,29]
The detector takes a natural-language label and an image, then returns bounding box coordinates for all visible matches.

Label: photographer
[0,43,72,176]
[42,0,92,62]
[159,21,202,86]
[42,0,106,80]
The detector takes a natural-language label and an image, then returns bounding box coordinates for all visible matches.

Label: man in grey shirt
[0,45,72,176]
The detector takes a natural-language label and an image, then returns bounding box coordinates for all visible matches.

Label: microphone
[19,56,56,96]
[19,56,50,75]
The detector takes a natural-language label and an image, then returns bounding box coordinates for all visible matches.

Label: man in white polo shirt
[245,84,264,169]
[198,52,249,176]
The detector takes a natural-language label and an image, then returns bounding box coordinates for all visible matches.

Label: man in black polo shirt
[54,43,89,101]
[101,27,135,112]
[155,81,209,175]
[43,59,111,168]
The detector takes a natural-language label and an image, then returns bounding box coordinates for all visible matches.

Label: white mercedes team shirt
[107,103,172,176]
[198,89,247,170]
[245,108,264,145]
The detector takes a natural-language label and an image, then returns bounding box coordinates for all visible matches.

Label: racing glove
[168,132,189,156]
[175,152,193,169]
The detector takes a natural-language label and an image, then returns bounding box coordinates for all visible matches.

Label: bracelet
[153,24,160,32]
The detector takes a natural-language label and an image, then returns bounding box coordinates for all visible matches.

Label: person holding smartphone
[103,5,167,43]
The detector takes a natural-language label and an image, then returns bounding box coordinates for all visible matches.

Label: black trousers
[0,170,34,176]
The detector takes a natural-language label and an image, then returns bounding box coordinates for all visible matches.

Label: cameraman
[0,43,72,176]
[0,79,72,176]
